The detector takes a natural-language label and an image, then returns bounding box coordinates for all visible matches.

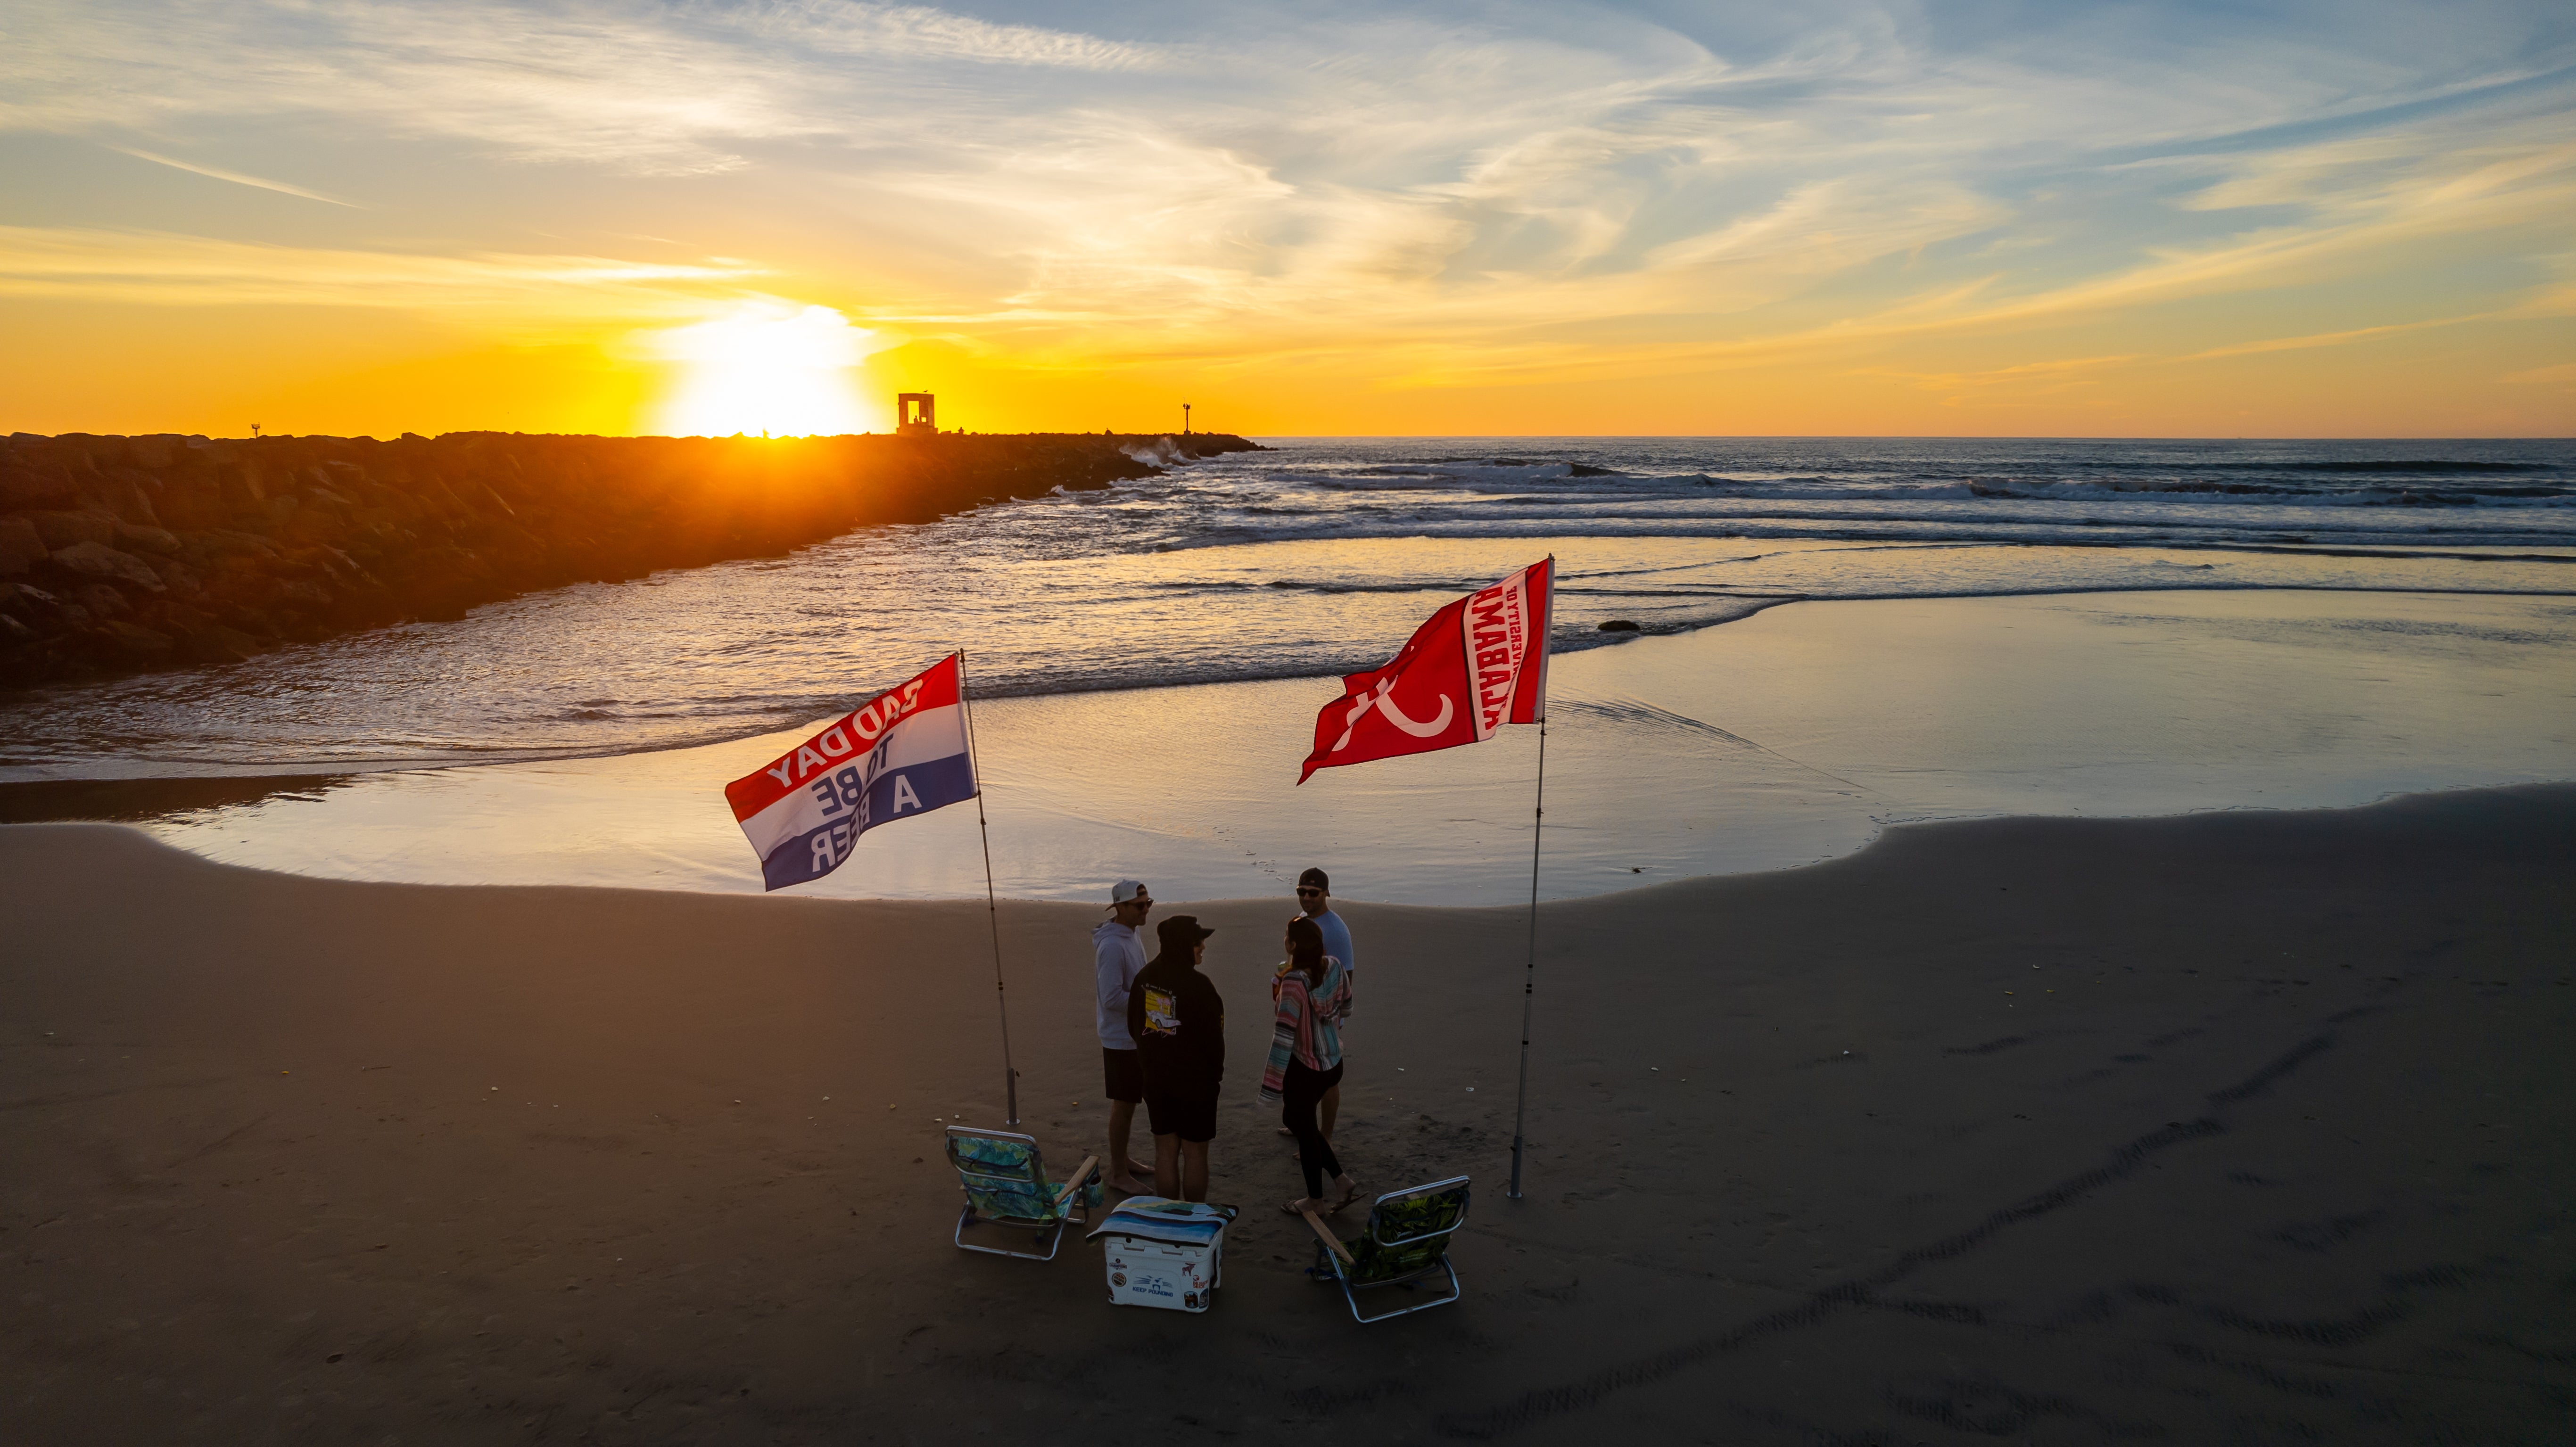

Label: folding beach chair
[944,1126,1103,1261]
[1302,1175,1470,1323]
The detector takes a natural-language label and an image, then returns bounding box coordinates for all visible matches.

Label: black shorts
[1102,1048,1144,1104]
[1145,1089,1219,1143]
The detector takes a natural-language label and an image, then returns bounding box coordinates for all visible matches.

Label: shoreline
[0,771,2568,896]
[3,577,2567,782]
[7,785,2570,1441]
[0,587,2563,907]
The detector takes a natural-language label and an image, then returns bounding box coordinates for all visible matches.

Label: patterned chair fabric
[946,1127,1102,1261]
[1346,1181,1470,1284]
[948,1133,1099,1222]
[1309,1176,1470,1322]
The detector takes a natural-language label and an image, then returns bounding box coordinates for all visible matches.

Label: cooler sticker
[1143,986,1180,1036]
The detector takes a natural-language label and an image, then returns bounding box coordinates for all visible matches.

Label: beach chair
[944,1126,1103,1262]
[1302,1175,1470,1323]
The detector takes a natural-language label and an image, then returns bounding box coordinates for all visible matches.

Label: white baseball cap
[1108,879,1150,906]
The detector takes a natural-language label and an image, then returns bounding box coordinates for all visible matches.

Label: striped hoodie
[1258,956,1352,1103]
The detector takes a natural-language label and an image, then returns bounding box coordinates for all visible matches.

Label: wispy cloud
[1,1,1158,173]
[3,1,2572,420]
[2501,360,2576,386]
[722,0,1153,70]
[0,226,760,317]
[107,144,363,207]
[2186,317,2485,360]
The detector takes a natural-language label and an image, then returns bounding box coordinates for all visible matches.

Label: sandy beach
[7,786,2571,1443]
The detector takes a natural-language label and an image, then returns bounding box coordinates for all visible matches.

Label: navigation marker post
[956,648,1021,1126]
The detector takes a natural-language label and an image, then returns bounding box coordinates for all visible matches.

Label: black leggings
[1282,1060,1345,1198]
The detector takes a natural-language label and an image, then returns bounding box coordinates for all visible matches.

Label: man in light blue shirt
[1291,866,1354,1143]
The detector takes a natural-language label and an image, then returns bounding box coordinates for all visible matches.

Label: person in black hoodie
[1128,915,1224,1202]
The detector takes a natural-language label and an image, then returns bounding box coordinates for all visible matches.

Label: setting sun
[647,301,879,438]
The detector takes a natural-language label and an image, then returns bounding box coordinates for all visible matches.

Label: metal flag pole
[1506,717,1547,1200]
[956,648,1020,1126]
[1508,556,1554,1201]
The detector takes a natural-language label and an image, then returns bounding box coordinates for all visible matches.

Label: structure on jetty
[896,393,937,437]
[0,428,1261,687]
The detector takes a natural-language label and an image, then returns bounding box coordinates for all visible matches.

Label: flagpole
[1508,558,1553,1201]
[1506,712,1546,1199]
[957,648,1020,1127]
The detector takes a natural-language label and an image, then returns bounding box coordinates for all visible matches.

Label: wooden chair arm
[1301,1207,1355,1266]
[1054,1156,1100,1209]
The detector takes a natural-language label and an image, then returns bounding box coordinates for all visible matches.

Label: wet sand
[4,788,2573,1444]
[9,589,2572,906]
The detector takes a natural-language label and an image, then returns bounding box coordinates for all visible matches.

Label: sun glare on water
[649,302,879,438]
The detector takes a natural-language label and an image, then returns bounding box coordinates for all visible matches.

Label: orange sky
[3,2,2570,437]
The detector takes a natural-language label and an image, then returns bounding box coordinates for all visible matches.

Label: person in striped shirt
[1259,915,1358,1216]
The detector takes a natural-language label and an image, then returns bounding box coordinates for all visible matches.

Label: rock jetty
[0,430,1258,688]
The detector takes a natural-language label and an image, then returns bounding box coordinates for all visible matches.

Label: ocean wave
[1962,477,2570,504]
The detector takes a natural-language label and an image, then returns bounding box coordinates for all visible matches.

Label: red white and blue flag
[725,654,978,891]
[1300,557,1553,783]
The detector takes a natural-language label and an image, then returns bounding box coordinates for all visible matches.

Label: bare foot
[1106,1174,1151,1195]
[1121,1157,1153,1180]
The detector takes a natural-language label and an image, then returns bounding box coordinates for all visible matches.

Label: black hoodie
[1127,949,1224,1096]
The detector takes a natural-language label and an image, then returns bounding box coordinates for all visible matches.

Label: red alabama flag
[1300,557,1553,783]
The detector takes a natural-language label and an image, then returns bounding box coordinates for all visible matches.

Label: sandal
[1328,1183,1364,1214]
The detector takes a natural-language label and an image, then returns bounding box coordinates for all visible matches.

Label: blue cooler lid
[1086,1197,1234,1246]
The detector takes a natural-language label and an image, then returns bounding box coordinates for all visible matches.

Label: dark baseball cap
[1296,867,1329,891]
[1156,915,1216,950]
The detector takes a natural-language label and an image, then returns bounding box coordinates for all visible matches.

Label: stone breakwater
[0,430,1258,688]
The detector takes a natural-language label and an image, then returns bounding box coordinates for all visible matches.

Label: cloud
[4,0,2571,396]
[107,145,363,207]
[2185,317,2483,360]
[723,0,1151,70]
[0,225,761,318]
[2501,360,2576,386]
[1,1,1153,173]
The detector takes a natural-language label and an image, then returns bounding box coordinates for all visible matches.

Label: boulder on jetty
[0,430,1259,687]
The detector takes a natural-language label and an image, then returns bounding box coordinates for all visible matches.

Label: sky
[2,0,2571,438]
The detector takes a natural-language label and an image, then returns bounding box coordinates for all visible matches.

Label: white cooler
[1086,1199,1233,1312]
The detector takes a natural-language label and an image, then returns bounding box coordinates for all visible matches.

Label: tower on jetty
[896,393,937,436]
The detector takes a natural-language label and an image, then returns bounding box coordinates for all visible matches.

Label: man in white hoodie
[1093,879,1155,1193]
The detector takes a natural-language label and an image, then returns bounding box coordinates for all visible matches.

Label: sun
[648,301,879,437]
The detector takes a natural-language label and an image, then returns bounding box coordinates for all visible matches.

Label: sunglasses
[1295,887,1324,896]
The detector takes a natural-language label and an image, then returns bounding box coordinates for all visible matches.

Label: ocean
[1,436,2568,774]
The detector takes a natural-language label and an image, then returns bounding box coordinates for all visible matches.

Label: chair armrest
[1301,1207,1355,1266]
[1053,1156,1101,1209]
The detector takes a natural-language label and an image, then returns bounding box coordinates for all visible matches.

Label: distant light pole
[1181,403,1191,436]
